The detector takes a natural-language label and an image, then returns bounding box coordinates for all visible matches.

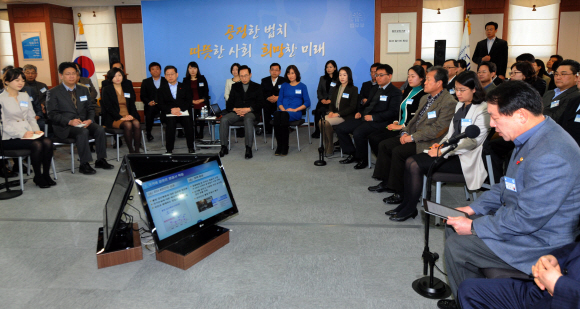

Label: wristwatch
[470,222,477,236]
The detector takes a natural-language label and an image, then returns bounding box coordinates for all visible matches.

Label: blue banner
[141,0,374,114]
[21,33,42,60]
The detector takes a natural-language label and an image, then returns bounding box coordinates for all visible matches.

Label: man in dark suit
[141,62,168,141]
[157,65,194,154]
[335,64,402,169]
[359,63,381,105]
[220,65,264,159]
[472,21,508,80]
[558,94,580,147]
[260,63,287,134]
[443,59,459,98]
[23,64,48,130]
[46,62,113,175]
[437,82,580,309]
[542,59,580,122]
[477,61,498,93]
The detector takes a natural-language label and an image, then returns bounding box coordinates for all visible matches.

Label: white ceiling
[0,0,162,9]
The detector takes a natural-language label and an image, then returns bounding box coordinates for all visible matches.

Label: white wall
[53,23,74,70]
[421,6,464,64]
[13,22,52,86]
[72,6,118,89]
[380,12,417,82]
[0,10,13,70]
[558,11,580,62]
[122,23,146,82]
[468,14,504,72]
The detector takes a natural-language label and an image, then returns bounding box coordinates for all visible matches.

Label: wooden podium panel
[155,227,229,270]
[96,223,143,269]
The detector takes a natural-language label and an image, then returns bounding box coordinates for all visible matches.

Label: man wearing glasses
[443,59,459,98]
[541,59,580,122]
[477,61,497,93]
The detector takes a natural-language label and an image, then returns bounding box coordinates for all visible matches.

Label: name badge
[40,87,47,93]
[427,111,436,119]
[461,118,472,126]
[406,99,413,105]
[124,93,131,98]
[575,115,580,123]
[380,95,387,101]
[19,101,28,107]
[342,93,350,99]
[295,89,302,94]
[505,177,517,192]
[199,82,204,87]
[330,82,336,87]
[551,100,560,108]
[278,85,281,89]
[85,84,90,88]
[80,95,88,101]
[449,89,456,95]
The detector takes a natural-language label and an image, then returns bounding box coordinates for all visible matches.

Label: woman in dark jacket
[509,61,546,96]
[312,60,338,138]
[101,68,141,153]
[319,66,358,156]
[182,61,209,139]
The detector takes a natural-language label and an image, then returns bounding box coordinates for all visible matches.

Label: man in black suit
[157,65,195,154]
[546,54,563,75]
[47,62,113,174]
[335,64,402,169]
[443,59,459,98]
[472,21,508,80]
[359,63,381,105]
[542,59,580,122]
[220,65,264,159]
[23,64,48,130]
[261,63,287,134]
[141,62,168,141]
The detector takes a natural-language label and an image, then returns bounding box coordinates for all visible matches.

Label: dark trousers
[193,108,204,137]
[145,104,163,135]
[3,137,53,176]
[368,128,399,156]
[458,278,549,309]
[67,123,107,164]
[219,112,256,147]
[273,111,290,148]
[263,102,278,132]
[372,136,416,192]
[334,118,388,161]
[312,103,330,134]
[165,115,194,152]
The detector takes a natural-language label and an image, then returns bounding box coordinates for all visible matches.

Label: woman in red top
[182,62,209,139]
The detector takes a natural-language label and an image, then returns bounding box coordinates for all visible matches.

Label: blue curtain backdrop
[141,0,374,118]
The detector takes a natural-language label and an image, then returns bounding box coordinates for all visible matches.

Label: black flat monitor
[100,158,134,253]
[132,155,238,252]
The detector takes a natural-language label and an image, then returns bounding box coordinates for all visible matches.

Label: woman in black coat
[312,60,338,138]
[182,61,209,139]
[101,68,141,153]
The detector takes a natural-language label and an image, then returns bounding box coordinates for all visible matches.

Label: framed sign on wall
[21,32,43,60]
[387,23,410,53]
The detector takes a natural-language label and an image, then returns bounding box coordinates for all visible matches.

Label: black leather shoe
[245,146,253,159]
[384,193,404,204]
[79,162,96,175]
[385,209,398,216]
[33,176,50,188]
[354,160,368,169]
[389,210,418,222]
[94,159,114,170]
[188,148,196,153]
[219,145,228,157]
[255,127,263,136]
[43,174,56,186]
[437,299,458,309]
[147,134,154,142]
[339,155,357,164]
[280,146,288,156]
[368,182,388,192]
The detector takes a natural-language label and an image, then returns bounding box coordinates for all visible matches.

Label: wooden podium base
[96,223,143,269]
[156,225,229,270]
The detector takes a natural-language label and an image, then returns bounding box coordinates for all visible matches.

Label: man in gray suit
[47,62,113,175]
[437,81,580,309]
[541,59,580,122]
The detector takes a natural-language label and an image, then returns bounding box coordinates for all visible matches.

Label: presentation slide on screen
[141,0,374,117]
[141,161,233,240]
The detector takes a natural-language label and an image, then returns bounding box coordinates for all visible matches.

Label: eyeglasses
[554,72,576,77]
[509,71,522,76]
[63,73,77,77]
[454,88,470,94]
[374,73,388,78]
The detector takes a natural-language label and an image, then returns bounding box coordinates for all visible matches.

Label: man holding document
[47,62,113,175]
[157,65,195,154]
[436,81,580,309]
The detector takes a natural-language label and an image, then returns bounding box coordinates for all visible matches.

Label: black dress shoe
[280,146,288,156]
[368,182,389,192]
[43,174,57,186]
[79,162,96,175]
[219,145,228,157]
[311,131,320,138]
[354,160,368,169]
[245,146,253,159]
[94,158,114,170]
[255,127,263,136]
[437,299,458,309]
[384,209,398,216]
[384,193,404,204]
[339,155,357,164]
[33,176,50,188]
[147,134,154,142]
[389,210,418,222]
[188,148,196,153]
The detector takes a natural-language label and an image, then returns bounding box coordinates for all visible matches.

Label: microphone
[440,124,480,148]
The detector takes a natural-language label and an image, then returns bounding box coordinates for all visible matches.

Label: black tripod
[0,105,23,200]
[412,144,457,299]
[314,109,326,166]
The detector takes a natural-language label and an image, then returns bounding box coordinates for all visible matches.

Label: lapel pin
[516,157,523,165]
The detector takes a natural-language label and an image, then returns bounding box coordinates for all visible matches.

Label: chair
[271,107,312,151]
[52,137,95,174]
[256,109,267,144]
[1,149,58,190]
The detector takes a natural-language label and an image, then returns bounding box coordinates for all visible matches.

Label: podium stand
[156,226,229,270]
[96,223,143,269]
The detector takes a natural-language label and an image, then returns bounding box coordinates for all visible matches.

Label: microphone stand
[0,104,23,200]
[314,109,326,166]
[412,144,457,299]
